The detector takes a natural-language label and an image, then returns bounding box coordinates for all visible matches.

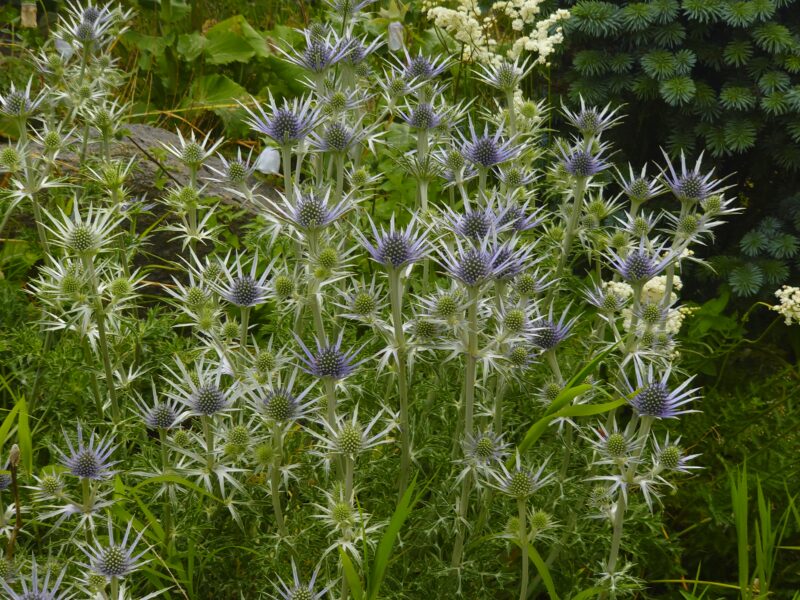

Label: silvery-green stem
[450,471,472,568]
[389,269,411,495]
[334,153,345,204]
[202,416,215,475]
[518,498,529,600]
[478,168,487,199]
[282,145,293,204]
[624,282,644,353]
[324,378,337,430]
[660,202,690,316]
[550,176,588,302]
[605,417,651,583]
[83,254,119,424]
[271,423,287,536]
[493,378,507,432]
[240,306,250,347]
[307,231,327,344]
[159,428,173,548]
[82,477,94,542]
[545,350,563,385]
[464,287,479,439]
[110,576,119,600]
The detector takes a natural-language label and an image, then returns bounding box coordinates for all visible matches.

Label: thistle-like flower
[44,201,122,257]
[270,187,351,233]
[397,48,452,81]
[308,405,394,458]
[0,558,70,600]
[557,138,609,177]
[83,519,148,580]
[661,150,729,203]
[355,215,430,270]
[256,369,317,424]
[294,330,366,381]
[626,365,699,419]
[242,93,319,147]
[213,252,273,308]
[531,305,578,350]
[270,559,332,600]
[562,97,623,138]
[607,239,676,284]
[475,58,533,94]
[135,382,181,430]
[460,121,521,169]
[0,78,45,120]
[164,356,235,417]
[56,424,117,480]
[617,164,665,205]
[651,433,701,474]
[438,236,513,288]
[488,453,553,499]
[460,430,510,478]
[278,28,351,74]
[397,101,445,131]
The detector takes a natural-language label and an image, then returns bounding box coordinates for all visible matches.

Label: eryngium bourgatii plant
[1,0,739,597]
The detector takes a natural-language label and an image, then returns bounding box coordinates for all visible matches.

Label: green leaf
[571,588,604,599]
[204,15,268,65]
[367,477,421,599]
[340,549,364,600]
[183,74,248,130]
[526,543,560,599]
[660,76,696,105]
[177,32,207,61]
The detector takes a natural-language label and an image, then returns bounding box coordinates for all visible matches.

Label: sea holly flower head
[44,201,122,257]
[627,365,700,419]
[83,519,148,580]
[662,150,728,203]
[562,96,623,138]
[0,558,69,600]
[242,93,319,146]
[256,369,317,424]
[397,48,452,81]
[437,236,513,288]
[461,430,510,473]
[607,238,676,284]
[460,120,522,169]
[271,559,332,600]
[531,304,578,350]
[488,453,553,499]
[308,405,395,458]
[617,164,665,205]
[164,356,236,417]
[397,101,444,131]
[294,330,367,381]
[652,433,701,473]
[213,251,274,308]
[356,214,430,270]
[0,78,45,119]
[56,424,117,480]
[279,28,351,74]
[270,187,352,234]
[557,138,609,178]
[475,57,532,94]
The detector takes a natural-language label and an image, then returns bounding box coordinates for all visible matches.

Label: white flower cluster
[614,276,690,336]
[772,285,800,326]
[423,0,570,67]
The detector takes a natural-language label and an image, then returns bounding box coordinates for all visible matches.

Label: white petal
[255,147,280,174]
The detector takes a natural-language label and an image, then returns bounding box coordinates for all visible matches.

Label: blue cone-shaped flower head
[397,48,452,81]
[164,357,235,417]
[607,238,675,284]
[355,215,429,269]
[488,453,553,499]
[617,164,665,205]
[294,330,366,381]
[491,238,533,281]
[557,138,609,177]
[562,96,623,138]
[258,369,316,423]
[662,150,728,203]
[443,204,501,241]
[0,557,70,600]
[214,251,274,307]
[0,78,45,119]
[398,102,444,131]
[57,424,117,480]
[271,187,351,233]
[531,305,578,350]
[437,236,512,288]
[460,120,521,169]
[83,519,148,580]
[242,93,319,146]
[135,384,182,431]
[278,28,351,74]
[463,429,510,469]
[628,365,699,419]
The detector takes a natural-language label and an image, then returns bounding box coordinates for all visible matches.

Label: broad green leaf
[204,15,268,65]
[177,32,207,61]
[527,543,560,600]
[17,398,32,474]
